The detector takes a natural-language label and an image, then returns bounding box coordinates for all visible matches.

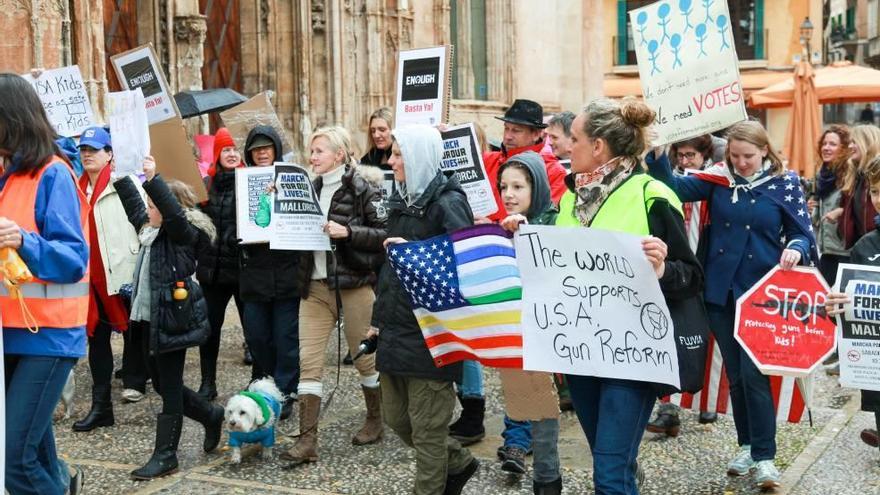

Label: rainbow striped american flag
[386,224,523,368]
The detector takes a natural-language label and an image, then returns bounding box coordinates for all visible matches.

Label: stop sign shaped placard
[735,266,836,376]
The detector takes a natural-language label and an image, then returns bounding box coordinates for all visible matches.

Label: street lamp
[800,17,814,60]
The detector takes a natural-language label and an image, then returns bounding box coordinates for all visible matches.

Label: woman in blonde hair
[361,107,394,168]
[556,98,704,494]
[647,120,816,490]
[281,125,388,466]
[840,125,880,249]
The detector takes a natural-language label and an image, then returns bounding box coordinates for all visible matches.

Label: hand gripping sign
[734,266,836,377]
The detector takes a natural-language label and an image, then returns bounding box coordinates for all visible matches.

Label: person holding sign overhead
[238,125,301,420]
[0,72,89,495]
[646,121,816,490]
[281,126,387,466]
[555,98,703,495]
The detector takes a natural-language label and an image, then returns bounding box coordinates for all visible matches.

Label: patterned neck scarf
[574,156,638,227]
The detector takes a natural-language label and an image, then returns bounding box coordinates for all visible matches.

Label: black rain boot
[698,411,719,424]
[533,477,562,495]
[72,383,114,432]
[183,388,224,452]
[197,353,218,401]
[243,342,254,365]
[449,397,485,446]
[646,402,681,437]
[130,414,182,480]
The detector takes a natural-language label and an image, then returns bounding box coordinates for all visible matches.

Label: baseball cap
[247,135,274,151]
[78,126,112,150]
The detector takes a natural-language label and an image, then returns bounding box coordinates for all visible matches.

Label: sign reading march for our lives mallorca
[269,164,331,252]
[837,263,880,392]
[630,0,748,144]
[21,65,95,137]
[514,225,680,388]
[439,124,497,218]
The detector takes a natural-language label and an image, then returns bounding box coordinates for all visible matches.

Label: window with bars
[450,0,488,101]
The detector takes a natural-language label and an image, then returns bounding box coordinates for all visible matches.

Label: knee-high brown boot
[352,385,383,445]
[281,394,320,466]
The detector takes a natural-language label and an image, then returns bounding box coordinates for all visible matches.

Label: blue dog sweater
[227,392,282,448]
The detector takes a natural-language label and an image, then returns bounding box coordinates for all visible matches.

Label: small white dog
[224,377,284,464]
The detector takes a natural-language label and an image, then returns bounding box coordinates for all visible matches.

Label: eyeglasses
[676,151,698,160]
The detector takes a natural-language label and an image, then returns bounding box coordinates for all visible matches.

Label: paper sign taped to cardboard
[111,44,180,125]
[21,65,95,137]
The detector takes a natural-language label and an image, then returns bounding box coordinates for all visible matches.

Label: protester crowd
[4,69,880,495]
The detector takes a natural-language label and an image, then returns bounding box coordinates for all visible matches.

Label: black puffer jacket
[297,164,387,298]
[116,175,215,355]
[197,170,239,286]
[372,171,474,382]
[848,218,880,412]
[239,125,300,301]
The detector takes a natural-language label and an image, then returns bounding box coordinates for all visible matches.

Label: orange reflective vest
[0,158,90,329]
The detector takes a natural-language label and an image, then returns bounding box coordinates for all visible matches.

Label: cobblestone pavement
[52,307,878,494]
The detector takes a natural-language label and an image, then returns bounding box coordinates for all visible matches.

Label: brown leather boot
[352,385,383,445]
[281,394,320,467]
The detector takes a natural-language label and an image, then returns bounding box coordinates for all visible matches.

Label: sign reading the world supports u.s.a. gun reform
[514,225,680,388]
[630,0,748,144]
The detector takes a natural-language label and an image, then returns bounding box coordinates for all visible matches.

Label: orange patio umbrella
[782,61,821,177]
[749,61,880,109]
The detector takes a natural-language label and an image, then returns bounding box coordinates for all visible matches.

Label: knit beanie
[210,127,238,177]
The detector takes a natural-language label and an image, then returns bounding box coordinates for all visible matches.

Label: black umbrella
[173,88,248,119]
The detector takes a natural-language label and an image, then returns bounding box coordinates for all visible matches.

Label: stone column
[172,4,208,135]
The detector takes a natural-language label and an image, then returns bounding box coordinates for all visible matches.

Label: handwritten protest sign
[111,44,180,124]
[735,266,835,376]
[107,89,150,177]
[514,225,680,388]
[21,65,95,137]
[836,263,880,391]
[235,167,275,244]
[630,0,747,144]
[440,124,497,218]
[269,164,331,251]
[394,46,452,127]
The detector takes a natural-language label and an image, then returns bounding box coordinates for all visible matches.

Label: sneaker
[754,459,781,489]
[861,428,879,448]
[68,465,84,495]
[727,445,755,476]
[500,447,526,474]
[121,389,144,403]
[496,445,510,461]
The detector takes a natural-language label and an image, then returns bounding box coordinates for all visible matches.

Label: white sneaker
[121,388,144,403]
[727,445,755,476]
[754,459,781,489]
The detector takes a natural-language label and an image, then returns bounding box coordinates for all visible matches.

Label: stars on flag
[388,240,466,311]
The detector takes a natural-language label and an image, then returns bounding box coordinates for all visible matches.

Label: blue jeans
[242,298,300,396]
[708,298,777,461]
[456,360,483,398]
[5,355,76,495]
[567,375,655,495]
[532,418,560,483]
[502,415,531,450]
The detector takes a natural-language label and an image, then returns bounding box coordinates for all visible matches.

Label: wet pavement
[52,306,879,494]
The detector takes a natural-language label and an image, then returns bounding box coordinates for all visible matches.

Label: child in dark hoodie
[496,151,563,494]
[115,157,224,480]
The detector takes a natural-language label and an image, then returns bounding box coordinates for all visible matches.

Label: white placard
[837,263,880,391]
[269,163,331,251]
[630,0,748,144]
[111,44,180,124]
[394,46,451,127]
[440,124,498,218]
[235,167,275,244]
[106,89,150,176]
[21,65,95,137]
[514,225,680,388]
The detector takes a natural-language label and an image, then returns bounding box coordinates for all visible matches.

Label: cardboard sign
[735,266,836,376]
[107,89,151,177]
[21,65,95,137]
[439,124,497,218]
[235,166,275,244]
[110,44,180,124]
[147,117,208,202]
[630,0,747,144]
[269,163,331,251]
[219,92,292,156]
[394,46,452,127]
[836,263,880,391]
[514,225,680,388]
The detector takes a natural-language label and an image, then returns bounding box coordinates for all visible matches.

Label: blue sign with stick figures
[629,0,747,144]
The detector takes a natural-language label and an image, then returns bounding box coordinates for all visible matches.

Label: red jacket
[483,142,568,222]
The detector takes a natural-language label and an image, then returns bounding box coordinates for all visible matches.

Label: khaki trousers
[298,282,376,383]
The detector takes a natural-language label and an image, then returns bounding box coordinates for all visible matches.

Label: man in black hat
[482,99,568,222]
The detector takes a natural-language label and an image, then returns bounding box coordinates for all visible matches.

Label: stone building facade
[0,0,606,159]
